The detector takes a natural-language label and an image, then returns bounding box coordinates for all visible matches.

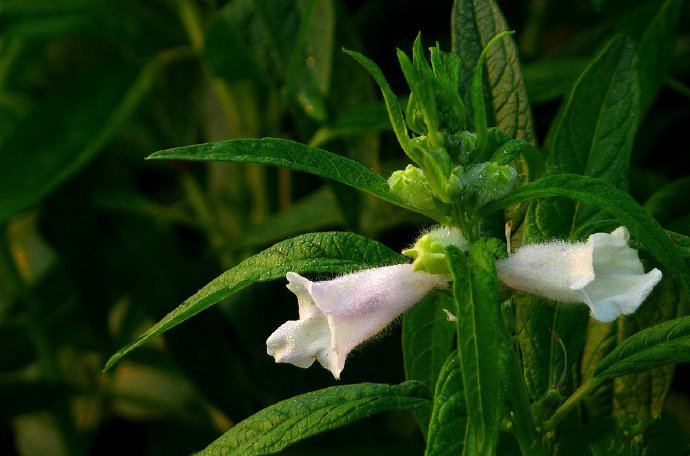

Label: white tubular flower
[496,226,662,322]
[266,264,449,379]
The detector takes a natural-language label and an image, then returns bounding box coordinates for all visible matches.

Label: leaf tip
[102,354,120,372]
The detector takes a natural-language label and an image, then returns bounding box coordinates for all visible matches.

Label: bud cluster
[351,34,536,231]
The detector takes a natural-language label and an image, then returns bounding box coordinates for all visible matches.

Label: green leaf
[148,138,443,221]
[620,0,683,113]
[0,63,156,222]
[481,174,690,296]
[344,49,417,163]
[397,36,440,138]
[104,232,405,371]
[425,351,467,456]
[613,275,685,419]
[447,242,501,455]
[542,35,640,238]
[644,176,690,228]
[471,31,515,157]
[544,35,639,192]
[451,0,536,143]
[515,295,589,399]
[580,319,616,418]
[402,293,456,434]
[593,316,690,382]
[198,381,431,456]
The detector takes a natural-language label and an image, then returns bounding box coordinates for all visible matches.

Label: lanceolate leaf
[544,35,639,192]
[425,351,467,456]
[104,232,405,371]
[344,49,417,164]
[481,174,690,296]
[198,381,431,456]
[541,35,640,237]
[148,138,441,221]
[451,0,535,143]
[447,243,501,455]
[593,317,690,382]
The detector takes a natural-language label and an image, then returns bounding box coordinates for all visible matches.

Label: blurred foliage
[0,0,689,454]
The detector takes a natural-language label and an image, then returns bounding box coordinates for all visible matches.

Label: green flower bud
[465,162,517,208]
[458,131,478,164]
[402,225,469,274]
[446,165,466,199]
[405,93,427,135]
[388,165,450,217]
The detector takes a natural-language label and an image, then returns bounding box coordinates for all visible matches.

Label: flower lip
[496,226,662,322]
[267,264,449,379]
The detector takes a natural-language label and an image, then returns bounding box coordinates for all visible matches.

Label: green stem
[542,378,599,431]
[177,0,205,52]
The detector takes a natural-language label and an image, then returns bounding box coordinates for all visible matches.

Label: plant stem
[177,0,204,52]
[542,378,600,431]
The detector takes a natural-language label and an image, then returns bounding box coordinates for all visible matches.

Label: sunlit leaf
[198,381,430,455]
[105,232,405,371]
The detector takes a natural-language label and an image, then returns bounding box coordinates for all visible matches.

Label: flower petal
[267,264,449,379]
[497,226,663,322]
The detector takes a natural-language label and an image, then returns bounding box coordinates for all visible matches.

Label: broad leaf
[451,0,535,143]
[543,35,639,230]
[148,138,442,221]
[105,232,405,371]
[545,35,639,193]
[198,381,431,456]
[425,351,467,456]
[447,242,501,455]
[402,293,456,434]
[593,316,690,382]
[481,174,690,296]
